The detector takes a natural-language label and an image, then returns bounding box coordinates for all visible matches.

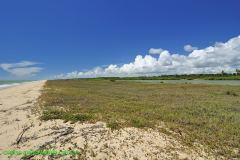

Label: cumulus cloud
[0,61,43,77]
[54,35,240,79]
[149,48,164,54]
[184,44,198,52]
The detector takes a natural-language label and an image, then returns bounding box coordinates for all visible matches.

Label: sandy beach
[0,81,216,160]
[0,81,46,159]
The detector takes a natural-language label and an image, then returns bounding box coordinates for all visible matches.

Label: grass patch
[107,121,121,130]
[131,118,148,128]
[39,79,240,158]
[41,108,93,123]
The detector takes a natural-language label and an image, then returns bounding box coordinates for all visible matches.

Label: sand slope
[0,81,217,160]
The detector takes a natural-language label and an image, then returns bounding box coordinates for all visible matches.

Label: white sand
[0,81,218,160]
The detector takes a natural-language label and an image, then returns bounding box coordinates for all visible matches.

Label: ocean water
[0,80,29,89]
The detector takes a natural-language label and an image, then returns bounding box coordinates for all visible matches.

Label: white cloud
[184,44,198,52]
[149,48,164,54]
[54,35,240,79]
[0,61,42,77]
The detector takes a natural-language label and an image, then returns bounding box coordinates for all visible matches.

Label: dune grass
[39,79,240,158]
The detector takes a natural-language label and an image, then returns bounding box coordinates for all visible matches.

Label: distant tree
[221,70,226,75]
[236,69,240,75]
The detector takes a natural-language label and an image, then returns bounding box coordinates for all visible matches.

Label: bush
[226,91,238,96]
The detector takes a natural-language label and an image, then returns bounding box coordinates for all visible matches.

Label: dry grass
[39,79,240,158]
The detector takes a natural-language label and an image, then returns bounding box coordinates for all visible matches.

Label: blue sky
[0,0,240,79]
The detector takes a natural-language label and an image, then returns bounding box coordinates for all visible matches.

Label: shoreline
[0,83,23,90]
[0,81,37,90]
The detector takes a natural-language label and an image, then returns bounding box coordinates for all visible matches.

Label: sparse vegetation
[39,79,240,158]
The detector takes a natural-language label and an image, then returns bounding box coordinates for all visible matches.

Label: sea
[0,80,30,90]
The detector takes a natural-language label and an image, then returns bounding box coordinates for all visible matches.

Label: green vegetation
[39,79,240,158]
[82,73,240,80]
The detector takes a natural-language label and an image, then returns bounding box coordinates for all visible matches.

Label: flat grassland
[39,79,240,158]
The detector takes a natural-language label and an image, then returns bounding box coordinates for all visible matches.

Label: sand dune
[0,81,216,160]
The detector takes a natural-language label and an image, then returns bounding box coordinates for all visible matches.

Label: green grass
[39,79,240,158]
